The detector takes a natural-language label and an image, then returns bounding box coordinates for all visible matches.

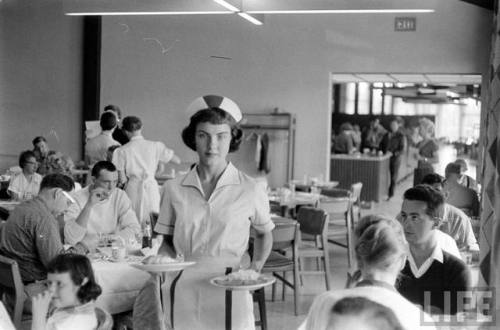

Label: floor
[264,144,476,329]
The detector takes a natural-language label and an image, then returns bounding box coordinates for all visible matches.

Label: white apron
[163,257,254,330]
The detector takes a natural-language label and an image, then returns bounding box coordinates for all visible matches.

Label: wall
[99,0,491,183]
[0,0,83,172]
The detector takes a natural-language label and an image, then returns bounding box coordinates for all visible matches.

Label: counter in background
[330,154,390,202]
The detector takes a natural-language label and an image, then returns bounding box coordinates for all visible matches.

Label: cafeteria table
[92,257,150,314]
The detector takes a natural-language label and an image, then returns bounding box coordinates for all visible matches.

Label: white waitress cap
[186,95,242,123]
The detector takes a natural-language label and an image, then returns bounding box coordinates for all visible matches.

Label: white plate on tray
[131,261,196,273]
[209,275,276,291]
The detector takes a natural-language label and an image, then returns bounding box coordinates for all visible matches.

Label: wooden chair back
[296,207,327,237]
[0,255,25,329]
[271,222,299,251]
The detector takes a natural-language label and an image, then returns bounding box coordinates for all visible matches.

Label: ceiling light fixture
[65,11,231,16]
[247,9,434,14]
[237,12,263,25]
[212,0,239,12]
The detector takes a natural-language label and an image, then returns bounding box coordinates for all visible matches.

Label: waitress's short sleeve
[112,148,125,172]
[251,183,275,233]
[157,142,174,163]
[155,183,176,235]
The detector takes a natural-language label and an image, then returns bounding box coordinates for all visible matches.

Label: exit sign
[395,17,416,31]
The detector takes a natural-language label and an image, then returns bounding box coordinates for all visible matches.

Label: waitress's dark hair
[182,108,243,152]
[47,254,102,303]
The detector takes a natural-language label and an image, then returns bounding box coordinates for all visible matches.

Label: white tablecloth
[92,260,150,314]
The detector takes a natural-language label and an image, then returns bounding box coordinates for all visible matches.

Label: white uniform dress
[112,135,174,223]
[155,163,275,330]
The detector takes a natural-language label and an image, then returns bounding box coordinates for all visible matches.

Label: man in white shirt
[85,112,121,167]
[421,173,479,251]
[397,185,470,315]
[64,161,140,245]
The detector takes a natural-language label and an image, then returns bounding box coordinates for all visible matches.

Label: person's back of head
[354,215,407,275]
[421,173,445,191]
[40,173,74,192]
[104,104,122,121]
[122,116,142,133]
[305,294,403,330]
[445,162,461,182]
[454,159,468,174]
[99,112,118,131]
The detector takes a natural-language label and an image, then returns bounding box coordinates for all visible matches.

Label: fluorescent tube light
[237,12,263,25]
[247,9,434,14]
[212,0,240,12]
[66,11,231,16]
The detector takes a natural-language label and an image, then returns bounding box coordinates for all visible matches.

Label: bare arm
[158,234,176,257]
[251,231,273,272]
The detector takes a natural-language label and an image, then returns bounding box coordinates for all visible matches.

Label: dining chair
[350,182,363,225]
[295,207,331,291]
[262,221,300,315]
[0,255,25,329]
[317,192,355,268]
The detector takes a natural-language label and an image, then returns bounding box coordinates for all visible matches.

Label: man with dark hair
[0,174,90,310]
[85,111,121,166]
[444,162,480,217]
[32,136,51,175]
[421,173,478,251]
[64,161,140,245]
[104,104,129,145]
[397,185,470,315]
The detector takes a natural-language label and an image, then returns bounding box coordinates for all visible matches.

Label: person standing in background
[85,112,121,167]
[363,116,387,151]
[104,104,129,145]
[384,118,406,200]
[112,116,181,223]
[333,123,357,154]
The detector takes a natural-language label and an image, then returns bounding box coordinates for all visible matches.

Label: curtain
[480,0,500,302]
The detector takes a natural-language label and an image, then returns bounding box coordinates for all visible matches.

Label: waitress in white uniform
[155,95,274,330]
[112,116,181,223]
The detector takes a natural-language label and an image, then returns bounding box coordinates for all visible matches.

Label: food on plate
[142,255,178,264]
[215,269,266,286]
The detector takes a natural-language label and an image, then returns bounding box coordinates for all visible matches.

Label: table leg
[225,267,232,330]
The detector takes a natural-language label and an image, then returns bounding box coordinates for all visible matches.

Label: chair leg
[298,257,304,287]
[255,288,267,330]
[293,263,300,316]
[323,236,331,291]
[281,271,286,300]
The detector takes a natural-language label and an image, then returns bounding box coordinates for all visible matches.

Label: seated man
[397,185,470,315]
[65,161,140,245]
[0,174,90,309]
[444,162,480,217]
[421,173,479,251]
[454,159,478,192]
[85,111,121,167]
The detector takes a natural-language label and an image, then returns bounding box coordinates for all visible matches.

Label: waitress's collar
[181,162,241,194]
[130,135,144,141]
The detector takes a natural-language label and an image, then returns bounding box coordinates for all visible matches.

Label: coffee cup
[112,246,126,261]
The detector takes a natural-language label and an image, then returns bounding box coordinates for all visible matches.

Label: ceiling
[331,73,482,104]
[64,0,438,15]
